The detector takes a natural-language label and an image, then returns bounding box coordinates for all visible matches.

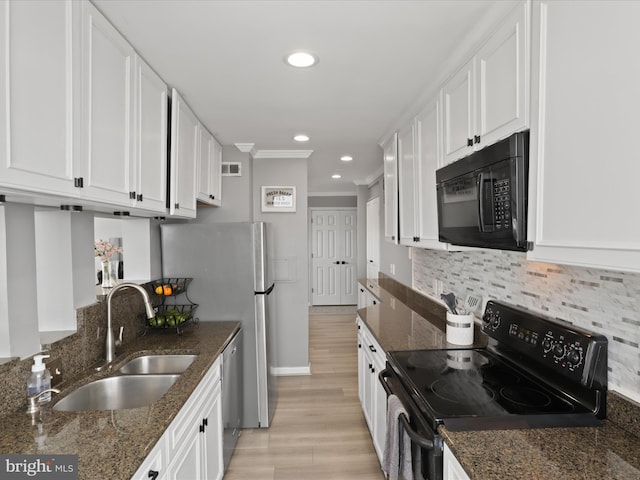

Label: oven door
[379,368,443,480]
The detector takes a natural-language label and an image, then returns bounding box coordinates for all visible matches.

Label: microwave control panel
[493,178,511,230]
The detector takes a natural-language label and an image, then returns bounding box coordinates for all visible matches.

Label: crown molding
[253,150,313,159]
[354,165,383,187]
[234,143,256,155]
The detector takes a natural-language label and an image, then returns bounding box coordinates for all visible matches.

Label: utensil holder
[446,312,474,345]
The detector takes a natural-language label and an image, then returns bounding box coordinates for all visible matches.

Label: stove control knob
[541,337,552,352]
[567,348,583,367]
[553,343,565,359]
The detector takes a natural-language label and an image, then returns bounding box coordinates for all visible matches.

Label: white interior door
[366,198,380,278]
[311,209,357,305]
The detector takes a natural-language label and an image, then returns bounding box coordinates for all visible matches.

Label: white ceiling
[93,0,509,195]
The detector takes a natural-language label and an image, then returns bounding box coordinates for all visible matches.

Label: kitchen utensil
[441,292,458,314]
[464,294,482,314]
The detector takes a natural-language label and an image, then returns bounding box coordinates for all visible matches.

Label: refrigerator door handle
[258,284,275,296]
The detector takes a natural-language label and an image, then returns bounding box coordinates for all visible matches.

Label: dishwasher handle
[379,368,435,450]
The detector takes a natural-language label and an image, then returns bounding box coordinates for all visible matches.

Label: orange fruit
[163,285,173,296]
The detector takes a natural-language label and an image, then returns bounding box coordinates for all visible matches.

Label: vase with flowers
[95,239,123,288]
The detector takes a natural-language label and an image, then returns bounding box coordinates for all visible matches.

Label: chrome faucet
[105,283,156,364]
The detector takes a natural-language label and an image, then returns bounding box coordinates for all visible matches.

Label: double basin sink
[53,354,197,412]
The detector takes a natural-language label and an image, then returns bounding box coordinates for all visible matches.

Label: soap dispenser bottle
[27,354,51,403]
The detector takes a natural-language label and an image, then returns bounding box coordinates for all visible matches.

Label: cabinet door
[527,1,640,271]
[169,88,198,218]
[134,55,168,213]
[382,133,399,243]
[398,122,417,246]
[365,197,380,278]
[80,2,134,206]
[442,59,474,165]
[476,2,529,147]
[196,123,213,204]
[415,96,448,250]
[131,439,165,480]
[371,353,387,464]
[443,443,471,480]
[202,383,223,480]
[166,426,202,480]
[209,137,222,206]
[0,0,78,196]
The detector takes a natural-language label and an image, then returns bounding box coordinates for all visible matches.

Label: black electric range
[381,300,608,480]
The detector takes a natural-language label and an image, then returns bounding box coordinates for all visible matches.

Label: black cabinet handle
[175,203,179,209]
[368,260,373,263]
[137,193,143,202]
[148,471,159,479]
[474,135,481,144]
[129,191,136,199]
[467,138,473,147]
[368,345,377,353]
[203,418,208,428]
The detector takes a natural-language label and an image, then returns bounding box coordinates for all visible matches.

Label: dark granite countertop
[358,278,640,479]
[0,321,240,480]
[357,278,487,352]
[440,421,640,479]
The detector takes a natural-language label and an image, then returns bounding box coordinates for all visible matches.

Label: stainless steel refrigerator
[160,222,277,429]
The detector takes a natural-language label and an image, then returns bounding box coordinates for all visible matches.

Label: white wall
[253,158,309,372]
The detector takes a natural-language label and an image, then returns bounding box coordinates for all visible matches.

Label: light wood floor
[224,312,386,480]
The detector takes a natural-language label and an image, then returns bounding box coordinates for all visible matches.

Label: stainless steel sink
[53,374,179,411]
[118,354,197,375]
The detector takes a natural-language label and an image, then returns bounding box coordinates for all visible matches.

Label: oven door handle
[379,368,435,451]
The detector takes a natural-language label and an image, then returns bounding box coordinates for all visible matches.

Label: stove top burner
[500,386,552,408]
[430,378,495,405]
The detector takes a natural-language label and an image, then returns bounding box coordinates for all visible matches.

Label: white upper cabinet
[196,124,222,207]
[209,137,222,206]
[399,95,448,250]
[0,0,79,196]
[382,133,399,244]
[169,88,198,218]
[133,56,168,213]
[442,1,529,165]
[475,1,529,147]
[398,122,417,245]
[79,1,135,206]
[527,1,640,272]
[442,58,475,165]
[415,96,448,250]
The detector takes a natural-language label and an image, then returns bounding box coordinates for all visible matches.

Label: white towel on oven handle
[382,394,413,480]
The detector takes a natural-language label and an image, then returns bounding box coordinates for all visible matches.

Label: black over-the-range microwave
[435,131,530,252]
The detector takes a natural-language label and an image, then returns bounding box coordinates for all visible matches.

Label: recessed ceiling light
[293,134,310,142]
[332,174,342,179]
[285,51,318,68]
[340,155,353,162]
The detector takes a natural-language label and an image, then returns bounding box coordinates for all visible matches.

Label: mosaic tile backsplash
[412,248,640,400]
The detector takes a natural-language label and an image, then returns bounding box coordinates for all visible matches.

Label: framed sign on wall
[261,186,296,212]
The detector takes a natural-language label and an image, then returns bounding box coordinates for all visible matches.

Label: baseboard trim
[273,363,312,376]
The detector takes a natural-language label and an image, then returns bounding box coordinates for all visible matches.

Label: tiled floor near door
[224,311,385,479]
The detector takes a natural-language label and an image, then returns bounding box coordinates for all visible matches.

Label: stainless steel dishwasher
[222,329,243,471]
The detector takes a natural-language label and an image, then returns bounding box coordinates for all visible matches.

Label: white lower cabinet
[443,443,471,480]
[131,357,223,480]
[357,316,387,464]
[357,285,378,309]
